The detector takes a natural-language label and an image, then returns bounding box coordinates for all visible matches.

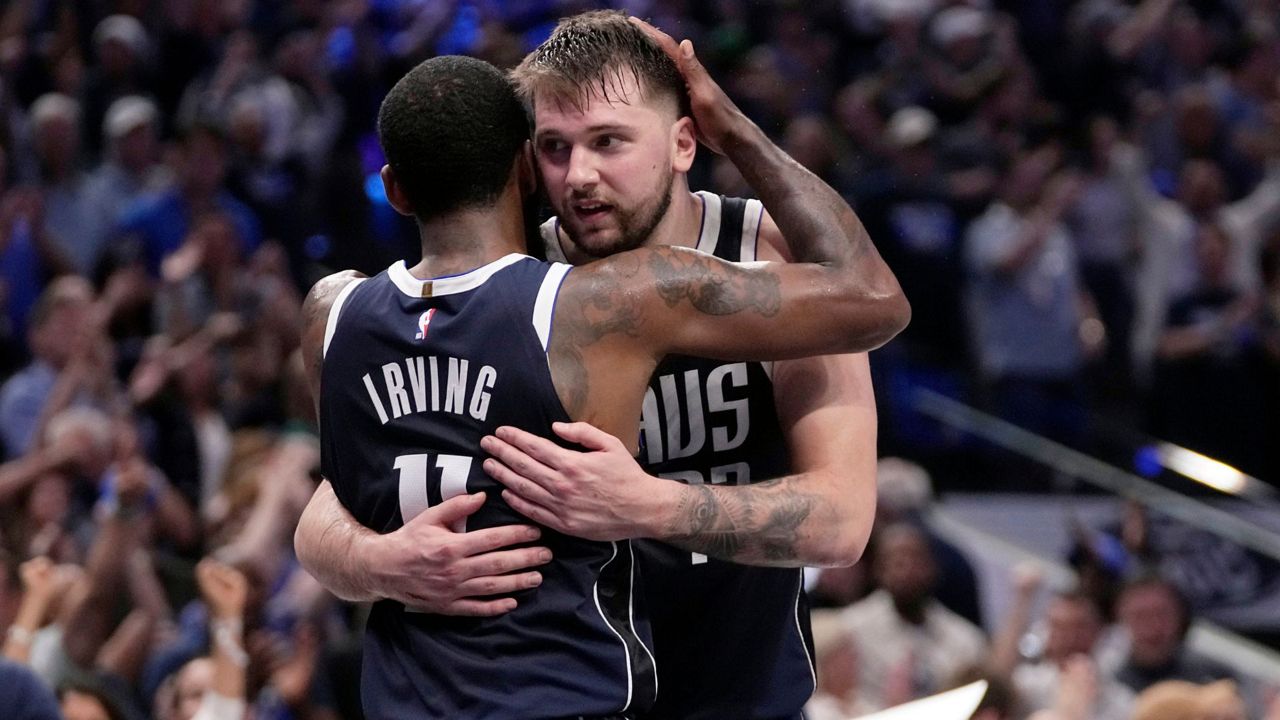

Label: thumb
[680,40,701,70]
[552,421,620,452]
[419,492,486,527]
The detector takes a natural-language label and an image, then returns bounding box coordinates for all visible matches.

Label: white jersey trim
[387,254,528,298]
[540,218,570,263]
[594,542,633,711]
[693,191,722,255]
[322,278,366,358]
[740,198,764,262]
[628,540,659,703]
[533,263,573,352]
[794,568,817,694]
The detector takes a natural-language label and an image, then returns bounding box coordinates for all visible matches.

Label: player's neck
[641,182,703,251]
[409,193,527,279]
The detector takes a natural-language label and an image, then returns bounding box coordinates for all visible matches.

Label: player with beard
[296,13,895,719]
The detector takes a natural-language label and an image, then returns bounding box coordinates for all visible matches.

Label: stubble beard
[564,168,674,259]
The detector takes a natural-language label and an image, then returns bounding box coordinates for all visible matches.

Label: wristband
[5,625,34,646]
[211,618,249,668]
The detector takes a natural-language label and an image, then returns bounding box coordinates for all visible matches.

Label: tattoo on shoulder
[550,269,644,417]
[647,249,781,317]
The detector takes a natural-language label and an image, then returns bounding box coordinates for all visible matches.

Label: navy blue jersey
[319,254,656,719]
[542,194,816,719]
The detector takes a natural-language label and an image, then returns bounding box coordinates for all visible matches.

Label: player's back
[319,253,655,719]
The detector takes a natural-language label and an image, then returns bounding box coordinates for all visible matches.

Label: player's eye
[596,135,620,149]
[539,139,568,156]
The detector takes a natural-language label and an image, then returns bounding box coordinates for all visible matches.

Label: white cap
[30,92,80,128]
[886,106,938,148]
[931,6,991,45]
[104,95,157,139]
[873,0,939,23]
[876,456,934,513]
[93,14,148,56]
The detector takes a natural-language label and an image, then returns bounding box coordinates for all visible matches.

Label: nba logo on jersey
[414,309,436,340]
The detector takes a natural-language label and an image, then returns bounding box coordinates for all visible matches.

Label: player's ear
[517,140,539,197]
[380,165,414,217]
[672,115,696,173]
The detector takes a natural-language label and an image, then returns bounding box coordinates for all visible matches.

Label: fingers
[457,545,552,579]
[443,597,519,617]
[453,523,543,556]
[551,421,620,452]
[490,427,573,469]
[454,570,543,599]
[629,16,681,62]
[483,456,559,509]
[501,490,563,532]
[419,491,487,526]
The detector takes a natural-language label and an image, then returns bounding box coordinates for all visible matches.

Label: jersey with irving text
[319,254,656,720]
[542,193,816,720]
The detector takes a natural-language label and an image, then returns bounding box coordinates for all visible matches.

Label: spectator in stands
[805,609,874,720]
[116,123,260,277]
[84,96,173,267]
[992,566,1134,720]
[82,15,154,163]
[839,522,987,711]
[0,277,95,458]
[30,93,101,275]
[1112,574,1235,693]
[1152,221,1270,473]
[1067,115,1139,391]
[965,145,1098,445]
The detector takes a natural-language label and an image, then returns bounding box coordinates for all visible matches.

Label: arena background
[0,0,1278,719]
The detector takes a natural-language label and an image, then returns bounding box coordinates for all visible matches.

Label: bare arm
[483,352,878,567]
[294,479,549,611]
[197,560,249,710]
[664,353,877,565]
[630,19,908,350]
[990,565,1045,677]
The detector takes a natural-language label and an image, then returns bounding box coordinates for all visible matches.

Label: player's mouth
[571,201,614,222]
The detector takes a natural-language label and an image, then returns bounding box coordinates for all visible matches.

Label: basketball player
[306,48,904,720]
[487,16,883,718]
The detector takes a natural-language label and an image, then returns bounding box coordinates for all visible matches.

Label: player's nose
[564,146,599,191]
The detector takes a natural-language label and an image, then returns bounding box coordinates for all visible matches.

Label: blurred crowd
[1,0,1279,719]
[805,458,1279,720]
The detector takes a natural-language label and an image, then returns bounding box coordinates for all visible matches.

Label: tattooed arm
[664,353,876,565]
[635,18,908,341]
[484,352,876,567]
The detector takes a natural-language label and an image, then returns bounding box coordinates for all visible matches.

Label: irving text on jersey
[362,355,497,424]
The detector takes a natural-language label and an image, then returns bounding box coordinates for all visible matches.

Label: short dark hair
[1116,572,1192,637]
[377,55,529,221]
[511,10,689,117]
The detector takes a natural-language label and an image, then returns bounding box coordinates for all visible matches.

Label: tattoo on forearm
[666,479,816,564]
[647,249,781,316]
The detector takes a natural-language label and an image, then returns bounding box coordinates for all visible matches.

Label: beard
[562,168,674,259]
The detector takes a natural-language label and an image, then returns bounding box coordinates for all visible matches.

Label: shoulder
[842,589,894,624]
[303,271,367,330]
[928,601,986,647]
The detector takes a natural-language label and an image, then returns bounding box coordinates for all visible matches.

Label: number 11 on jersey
[396,453,473,531]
